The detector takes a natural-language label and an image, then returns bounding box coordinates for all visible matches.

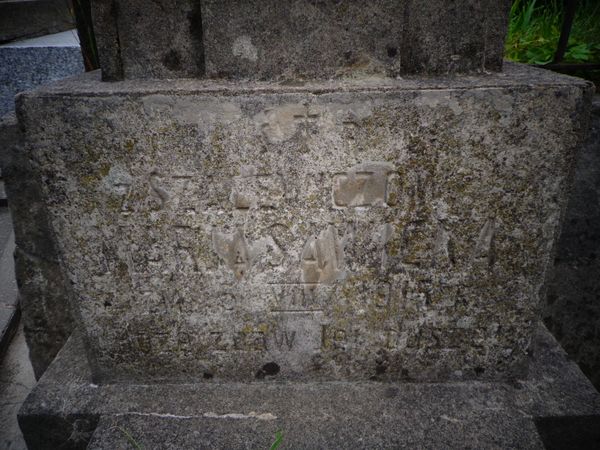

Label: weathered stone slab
[17,325,600,449]
[0,0,74,44]
[0,113,74,379]
[92,0,511,80]
[543,95,600,390]
[91,0,205,80]
[201,0,511,80]
[15,64,592,383]
[0,31,84,116]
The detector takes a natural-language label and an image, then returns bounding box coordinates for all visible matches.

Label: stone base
[18,324,600,449]
[15,64,593,383]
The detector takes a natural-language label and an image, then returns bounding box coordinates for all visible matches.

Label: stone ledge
[18,324,600,449]
[15,62,593,100]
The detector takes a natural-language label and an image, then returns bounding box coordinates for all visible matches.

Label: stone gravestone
[14,1,600,448]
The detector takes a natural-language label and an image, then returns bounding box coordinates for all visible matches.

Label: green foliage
[116,426,144,450]
[505,0,600,64]
[269,430,284,450]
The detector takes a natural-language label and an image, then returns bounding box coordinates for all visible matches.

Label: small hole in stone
[203,372,213,379]
[387,46,398,58]
[262,362,280,375]
[256,362,280,379]
[474,366,485,375]
[162,49,182,71]
[375,365,387,375]
[104,301,112,307]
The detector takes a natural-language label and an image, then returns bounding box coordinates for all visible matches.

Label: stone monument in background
[9,1,600,448]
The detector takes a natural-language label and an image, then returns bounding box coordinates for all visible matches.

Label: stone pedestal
[10,1,598,448]
[17,324,600,449]
[92,0,511,80]
[15,64,592,384]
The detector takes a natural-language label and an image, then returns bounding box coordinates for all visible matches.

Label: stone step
[18,324,600,449]
[0,29,84,115]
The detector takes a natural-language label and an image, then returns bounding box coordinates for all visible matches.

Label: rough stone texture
[0,212,20,361]
[0,113,75,379]
[91,0,205,81]
[1,324,36,450]
[15,64,592,384]
[0,0,75,44]
[402,0,510,75]
[543,95,600,390]
[18,324,600,449]
[202,0,511,80]
[92,0,510,81]
[0,31,84,115]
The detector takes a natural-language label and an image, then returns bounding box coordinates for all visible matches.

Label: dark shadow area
[535,415,600,450]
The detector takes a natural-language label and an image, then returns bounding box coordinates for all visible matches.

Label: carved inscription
[321,325,347,350]
[301,226,344,284]
[230,171,284,209]
[473,218,496,267]
[233,331,266,351]
[333,162,395,207]
[212,229,250,279]
[149,170,170,209]
[273,330,296,350]
[269,283,334,312]
[293,103,319,137]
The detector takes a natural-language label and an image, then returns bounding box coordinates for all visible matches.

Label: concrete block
[91,0,204,81]
[0,0,75,44]
[14,64,593,383]
[0,113,74,379]
[0,30,84,115]
[17,324,600,449]
[91,0,511,80]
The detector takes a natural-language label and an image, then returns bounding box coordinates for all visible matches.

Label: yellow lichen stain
[124,139,136,152]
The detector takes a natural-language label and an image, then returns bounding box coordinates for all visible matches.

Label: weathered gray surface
[0,0,74,44]
[0,31,84,115]
[0,324,36,450]
[18,324,600,449]
[202,0,510,80]
[15,64,592,383]
[92,0,510,81]
[0,213,19,360]
[544,95,600,390]
[91,0,204,81]
[401,0,510,75]
[0,113,74,379]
